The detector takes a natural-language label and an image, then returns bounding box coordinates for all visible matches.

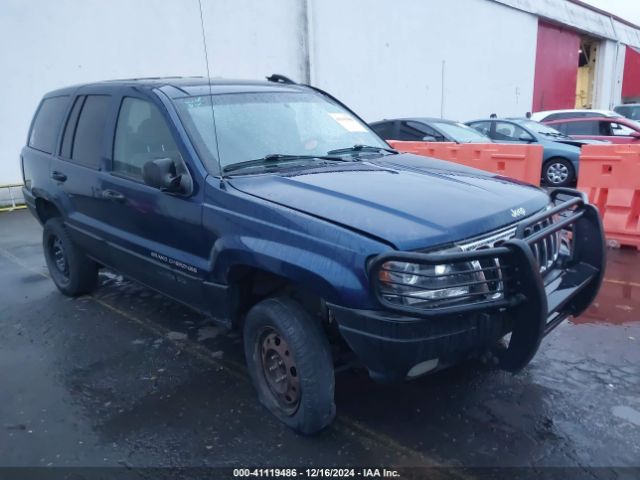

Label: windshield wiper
[327,144,398,156]
[222,154,345,174]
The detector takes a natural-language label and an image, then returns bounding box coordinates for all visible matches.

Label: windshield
[516,119,565,136]
[174,91,387,173]
[431,121,490,143]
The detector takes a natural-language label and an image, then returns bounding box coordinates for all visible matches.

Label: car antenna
[197,0,225,187]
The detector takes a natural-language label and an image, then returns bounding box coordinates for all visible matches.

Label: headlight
[378,259,486,307]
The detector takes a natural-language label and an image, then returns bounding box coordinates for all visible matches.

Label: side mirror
[142,158,182,192]
[422,135,438,142]
[519,135,535,143]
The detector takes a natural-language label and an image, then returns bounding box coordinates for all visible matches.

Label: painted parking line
[0,244,49,278]
[604,278,640,288]
[0,205,27,213]
[92,296,248,381]
[0,245,453,473]
[94,297,451,470]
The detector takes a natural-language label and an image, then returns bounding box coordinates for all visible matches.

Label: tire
[42,217,99,296]
[243,297,335,435]
[543,157,575,187]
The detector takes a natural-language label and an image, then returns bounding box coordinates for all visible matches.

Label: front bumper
[329,189,606,382]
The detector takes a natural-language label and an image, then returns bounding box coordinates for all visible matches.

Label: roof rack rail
[266,74,296,84]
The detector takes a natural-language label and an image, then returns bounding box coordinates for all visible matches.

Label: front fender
[210,235,366,306]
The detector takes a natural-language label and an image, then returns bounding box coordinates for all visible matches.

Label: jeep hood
[228,153,550,250]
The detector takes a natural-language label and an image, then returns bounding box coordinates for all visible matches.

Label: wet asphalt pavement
[0,210,639,477]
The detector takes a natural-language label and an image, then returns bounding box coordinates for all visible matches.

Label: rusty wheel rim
[49,236,69,277]
[259,327,300,415]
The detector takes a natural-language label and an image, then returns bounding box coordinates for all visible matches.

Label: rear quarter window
[28,96,69,153]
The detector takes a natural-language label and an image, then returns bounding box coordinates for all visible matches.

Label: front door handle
[51,171,67,182]
[102,189,126,203]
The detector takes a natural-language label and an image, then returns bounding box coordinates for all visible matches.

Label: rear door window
[468,121,492,137]
[398,121,440,141]
[28,96,69,154]
[371,121,396,140]
[70,95,111,168]
[493,122,533,141]
[562,121,599,135]
[405,121,442,140]
[552,123,568,134]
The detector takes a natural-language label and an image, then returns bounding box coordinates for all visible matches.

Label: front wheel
[243,297,335,435]
[543,158,575,187]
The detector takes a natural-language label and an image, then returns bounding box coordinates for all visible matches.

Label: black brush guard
[367,189,606,373]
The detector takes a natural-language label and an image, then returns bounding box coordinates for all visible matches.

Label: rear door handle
[51,171,67,182]
[102,189,126,203]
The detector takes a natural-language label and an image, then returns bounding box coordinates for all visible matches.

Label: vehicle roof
[544,116,628,124]
[466,118,518,123]
[371,117,461,125]
[466,118,541,130]
[42,76,310,99]
[532,109,618,116]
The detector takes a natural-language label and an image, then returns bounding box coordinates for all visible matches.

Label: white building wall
[309,0,538,122]
[0,0,637,188]
[0,0,303,186]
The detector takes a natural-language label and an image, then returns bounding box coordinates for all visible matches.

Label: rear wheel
[43,217,99,296]
[543,157,575,187]
[243,297,335,435]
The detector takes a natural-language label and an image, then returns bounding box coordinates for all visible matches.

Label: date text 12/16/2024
[233,468,400,478]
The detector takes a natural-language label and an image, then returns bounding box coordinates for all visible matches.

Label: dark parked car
[370,117,492,143]
[22,76,605,434]
[613,104,640,121]
[545,116,640,144]
[466,118,583,187]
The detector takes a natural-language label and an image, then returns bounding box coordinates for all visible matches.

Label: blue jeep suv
[21,75,605,434]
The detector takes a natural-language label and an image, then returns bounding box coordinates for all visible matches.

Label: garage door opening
[622,46,640,103]
[532,22,581,111]
[575,37,599,108]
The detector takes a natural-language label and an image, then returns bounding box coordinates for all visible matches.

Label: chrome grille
[458,226,516,299]
[522,216,562,274]
[458,212,563,277]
